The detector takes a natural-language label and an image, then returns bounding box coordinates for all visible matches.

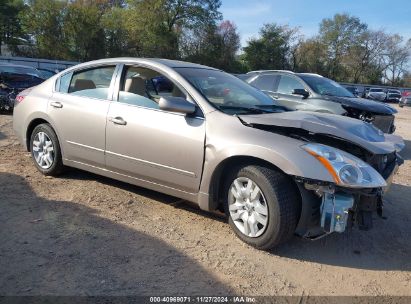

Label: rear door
[49,64,118,167]
[105,64,206,193]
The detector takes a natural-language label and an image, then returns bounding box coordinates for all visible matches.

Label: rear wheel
[30,123,64,176]
[224,165,300,250]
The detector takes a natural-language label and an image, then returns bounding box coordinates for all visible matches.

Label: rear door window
[64,66,116,99]
[249,74,277,92]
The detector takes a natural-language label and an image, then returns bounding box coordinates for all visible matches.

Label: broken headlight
[302,143,386,188]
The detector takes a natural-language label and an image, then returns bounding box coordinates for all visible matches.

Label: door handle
[50,101,63,108]
[109,117,127,126]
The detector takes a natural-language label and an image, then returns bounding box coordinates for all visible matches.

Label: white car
[366,88,387,102]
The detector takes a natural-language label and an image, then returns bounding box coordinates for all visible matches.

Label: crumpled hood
[239,111,404,155]
[327,95,397,115]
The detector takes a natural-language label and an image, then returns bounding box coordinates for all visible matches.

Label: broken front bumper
[294,153,403,239]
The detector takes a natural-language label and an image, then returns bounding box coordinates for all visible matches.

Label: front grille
[372,115,394,133]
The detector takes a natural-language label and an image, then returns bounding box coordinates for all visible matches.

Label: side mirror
[159,96,196,114]
[293,89,310,98]
[292,88,309,98]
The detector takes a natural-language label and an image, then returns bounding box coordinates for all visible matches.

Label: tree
[101,6,130,57]
[401,71,411,87]
[0,0,25,55]
[243,23,299,71]
[63,1,107,61]
[342,30,389,83]
[318,13,368,80]
[294,38,327,75]
[20,0,67,59]
[125,0,222,58]
[382,35,411,86]
[180,20,241,71]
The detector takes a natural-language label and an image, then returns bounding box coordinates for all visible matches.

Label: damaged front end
[237,111,404,238]
[293,143,402,238]
[294,179,398,239]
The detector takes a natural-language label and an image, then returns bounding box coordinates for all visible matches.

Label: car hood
[239,111,404,155]
[325,95,397,114]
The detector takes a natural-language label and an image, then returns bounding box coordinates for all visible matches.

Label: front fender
[198,112,334,210]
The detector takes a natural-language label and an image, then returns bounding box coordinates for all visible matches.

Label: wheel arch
[26,117,60,152]
[207,155,301,213]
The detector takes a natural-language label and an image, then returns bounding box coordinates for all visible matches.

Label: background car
[0,63,44,111]
[366,88,387,101]
[343,85,359,97]
[245,70,397,133]
[37,68,58,79]
[151,75,173,93]
[399,92,411,107]
[386,89,402,103]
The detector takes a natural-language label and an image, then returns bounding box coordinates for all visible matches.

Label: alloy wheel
[32,131,55,169]
[228,177,269,237]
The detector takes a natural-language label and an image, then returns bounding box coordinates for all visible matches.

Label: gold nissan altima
[13,58,403,249]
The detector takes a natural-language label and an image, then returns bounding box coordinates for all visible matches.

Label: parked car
[344,85,359,97]
[233,74,251,81]
[13,58,404,249]
[399,92,411,107]
[37,68,58,79]
[386,89,402,103]
[362,87,370,98]
[245,71,397,134]
[0,63,44,111]
[366,88,387,101]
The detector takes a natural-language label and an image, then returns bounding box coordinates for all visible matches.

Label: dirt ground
[0,105,410,297]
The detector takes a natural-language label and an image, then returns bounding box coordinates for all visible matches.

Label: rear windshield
[370,88,383,92]
[0,65,42,78]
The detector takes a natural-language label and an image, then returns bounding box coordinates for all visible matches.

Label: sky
[220,0,411,46]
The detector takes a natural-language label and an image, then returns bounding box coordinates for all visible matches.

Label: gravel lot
[0,106,410,296]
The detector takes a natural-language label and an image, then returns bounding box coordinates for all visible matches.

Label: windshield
[300,75,354,98]
[0,65,43,78]
[370,88,383,93]
[175,68,285,115]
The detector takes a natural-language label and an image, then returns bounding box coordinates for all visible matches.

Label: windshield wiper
[254,104,289,112]
[218,105,273,114]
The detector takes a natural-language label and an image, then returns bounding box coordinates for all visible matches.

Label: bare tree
[344,30,389,83]
[382,35,411,85]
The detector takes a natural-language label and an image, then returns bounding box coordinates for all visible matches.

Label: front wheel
[224,165,300,250]
[30,123,64,176]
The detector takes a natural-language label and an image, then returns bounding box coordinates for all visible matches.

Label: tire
[224,165,300,250]
[30,123,64,176]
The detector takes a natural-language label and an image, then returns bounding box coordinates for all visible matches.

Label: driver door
[105,65,205,193]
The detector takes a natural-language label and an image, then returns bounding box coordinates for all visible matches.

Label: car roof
[67,57,219,71]
[247,70,324,78]
[247,70,295,75]
[0,63,38,70]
